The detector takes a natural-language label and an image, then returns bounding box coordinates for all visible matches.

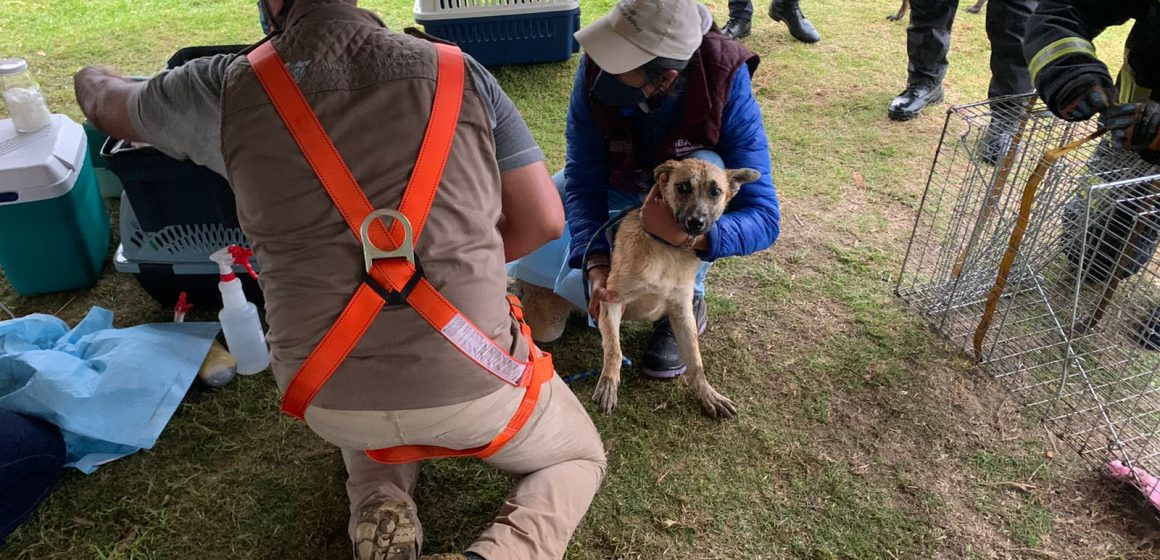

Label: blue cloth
[0,410,64,544]
[0,308,221,473]
[561,57,781,271]
[508,152,715,314]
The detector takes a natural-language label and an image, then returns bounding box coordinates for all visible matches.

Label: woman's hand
[586,265,618,320]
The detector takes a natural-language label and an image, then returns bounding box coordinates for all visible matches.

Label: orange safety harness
[246,40,554,464]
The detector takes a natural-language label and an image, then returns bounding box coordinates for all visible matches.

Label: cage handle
[972,128,1108,360]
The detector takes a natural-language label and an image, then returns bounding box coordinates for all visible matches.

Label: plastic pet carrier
[115,192,261,309]
[100,44,248,232]
[413,0,581,66]
[113,245,263,311]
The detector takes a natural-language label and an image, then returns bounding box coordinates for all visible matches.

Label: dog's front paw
[592,376,620,414]
[698,388,737,419]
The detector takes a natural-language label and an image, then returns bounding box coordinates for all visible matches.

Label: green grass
[0,1,1148,559]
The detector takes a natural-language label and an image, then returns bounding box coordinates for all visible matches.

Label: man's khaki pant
[305,374,606,560]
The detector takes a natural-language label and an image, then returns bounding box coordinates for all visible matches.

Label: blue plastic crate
[416,6,580,67]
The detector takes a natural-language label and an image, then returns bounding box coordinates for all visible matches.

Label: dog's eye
[710,186,723,198]
[676,182,692,195]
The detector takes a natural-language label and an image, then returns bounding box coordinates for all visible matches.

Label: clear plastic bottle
[210,247,270,375]
[0,58,52,133]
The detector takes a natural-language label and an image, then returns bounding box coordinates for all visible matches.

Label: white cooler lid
[0,114,85,205]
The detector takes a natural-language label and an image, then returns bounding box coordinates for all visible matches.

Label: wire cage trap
[897,93,1160,501]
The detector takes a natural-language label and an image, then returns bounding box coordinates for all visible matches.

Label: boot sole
[354,501,419,560]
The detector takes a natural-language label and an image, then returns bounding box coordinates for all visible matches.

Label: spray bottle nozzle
[210,247,237,281]
[173,291,193,323]
[227,245,260,281]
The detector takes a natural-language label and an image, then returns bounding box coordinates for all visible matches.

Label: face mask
[593,70,648,108]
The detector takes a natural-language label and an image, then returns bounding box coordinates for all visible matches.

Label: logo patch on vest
[673,139,706,158]
[284,60,312,83]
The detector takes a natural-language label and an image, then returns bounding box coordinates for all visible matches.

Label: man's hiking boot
[354,500,419,560]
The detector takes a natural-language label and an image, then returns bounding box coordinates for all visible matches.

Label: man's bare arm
[74,65,143,142]
[498,161,564,263]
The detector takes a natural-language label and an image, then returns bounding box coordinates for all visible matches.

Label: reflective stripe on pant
[307,374,607,560]
[507,150,719,314]
[907,0,1037,95]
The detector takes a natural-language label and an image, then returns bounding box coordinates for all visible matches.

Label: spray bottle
[210,246,269,375]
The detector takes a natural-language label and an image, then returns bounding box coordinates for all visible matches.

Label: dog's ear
[726,168,761,191]
[653,160,680,185]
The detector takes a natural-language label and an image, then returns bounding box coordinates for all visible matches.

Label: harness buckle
[360,209,415,272]
[360,209,423,306]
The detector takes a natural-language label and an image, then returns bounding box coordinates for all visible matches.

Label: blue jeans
[0,410,65,543]
[509,150,719,315]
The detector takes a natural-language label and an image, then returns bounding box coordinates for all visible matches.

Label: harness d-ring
[361,209,415,271]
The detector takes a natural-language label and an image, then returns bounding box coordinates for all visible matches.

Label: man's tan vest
[219,0,526,411]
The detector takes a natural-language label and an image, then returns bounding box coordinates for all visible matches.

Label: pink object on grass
[1106,460,1160,512]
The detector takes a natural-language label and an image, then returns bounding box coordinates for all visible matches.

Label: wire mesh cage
[897,93,1160,499]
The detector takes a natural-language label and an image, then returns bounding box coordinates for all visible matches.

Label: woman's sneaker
[642,295,708,378]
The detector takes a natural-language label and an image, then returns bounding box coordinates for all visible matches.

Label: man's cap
[575,0,711,75]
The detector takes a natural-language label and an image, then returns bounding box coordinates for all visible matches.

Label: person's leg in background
[985,0,1036,100]
[343,449,423,560]
[0,410,66,544]
[979,0,1038,161]
[468,375,607,560]
[890,0,959,121]
[722,1,754,40]
[769,0,822,44]
[508,170,576,343]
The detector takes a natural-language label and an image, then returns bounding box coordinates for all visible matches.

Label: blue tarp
[0,308,219,473]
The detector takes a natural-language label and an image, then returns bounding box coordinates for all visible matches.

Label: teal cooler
[0,115,110,295]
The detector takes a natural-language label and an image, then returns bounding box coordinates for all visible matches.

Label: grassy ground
[1,1,1158,558]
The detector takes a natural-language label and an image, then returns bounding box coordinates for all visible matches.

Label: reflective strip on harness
[442,314,527,385]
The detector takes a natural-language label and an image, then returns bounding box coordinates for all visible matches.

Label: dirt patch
[795,336,1160,559]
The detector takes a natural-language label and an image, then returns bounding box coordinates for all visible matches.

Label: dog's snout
[684,217,707,235]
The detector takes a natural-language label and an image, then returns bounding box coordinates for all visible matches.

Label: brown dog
[888,0,984,21]
[593,159,760,419]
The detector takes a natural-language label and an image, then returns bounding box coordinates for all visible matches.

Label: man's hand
[1101,102,1160,163]
[73,65,143,142]
[1054,73,1115,122]
[586,264,618,320]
